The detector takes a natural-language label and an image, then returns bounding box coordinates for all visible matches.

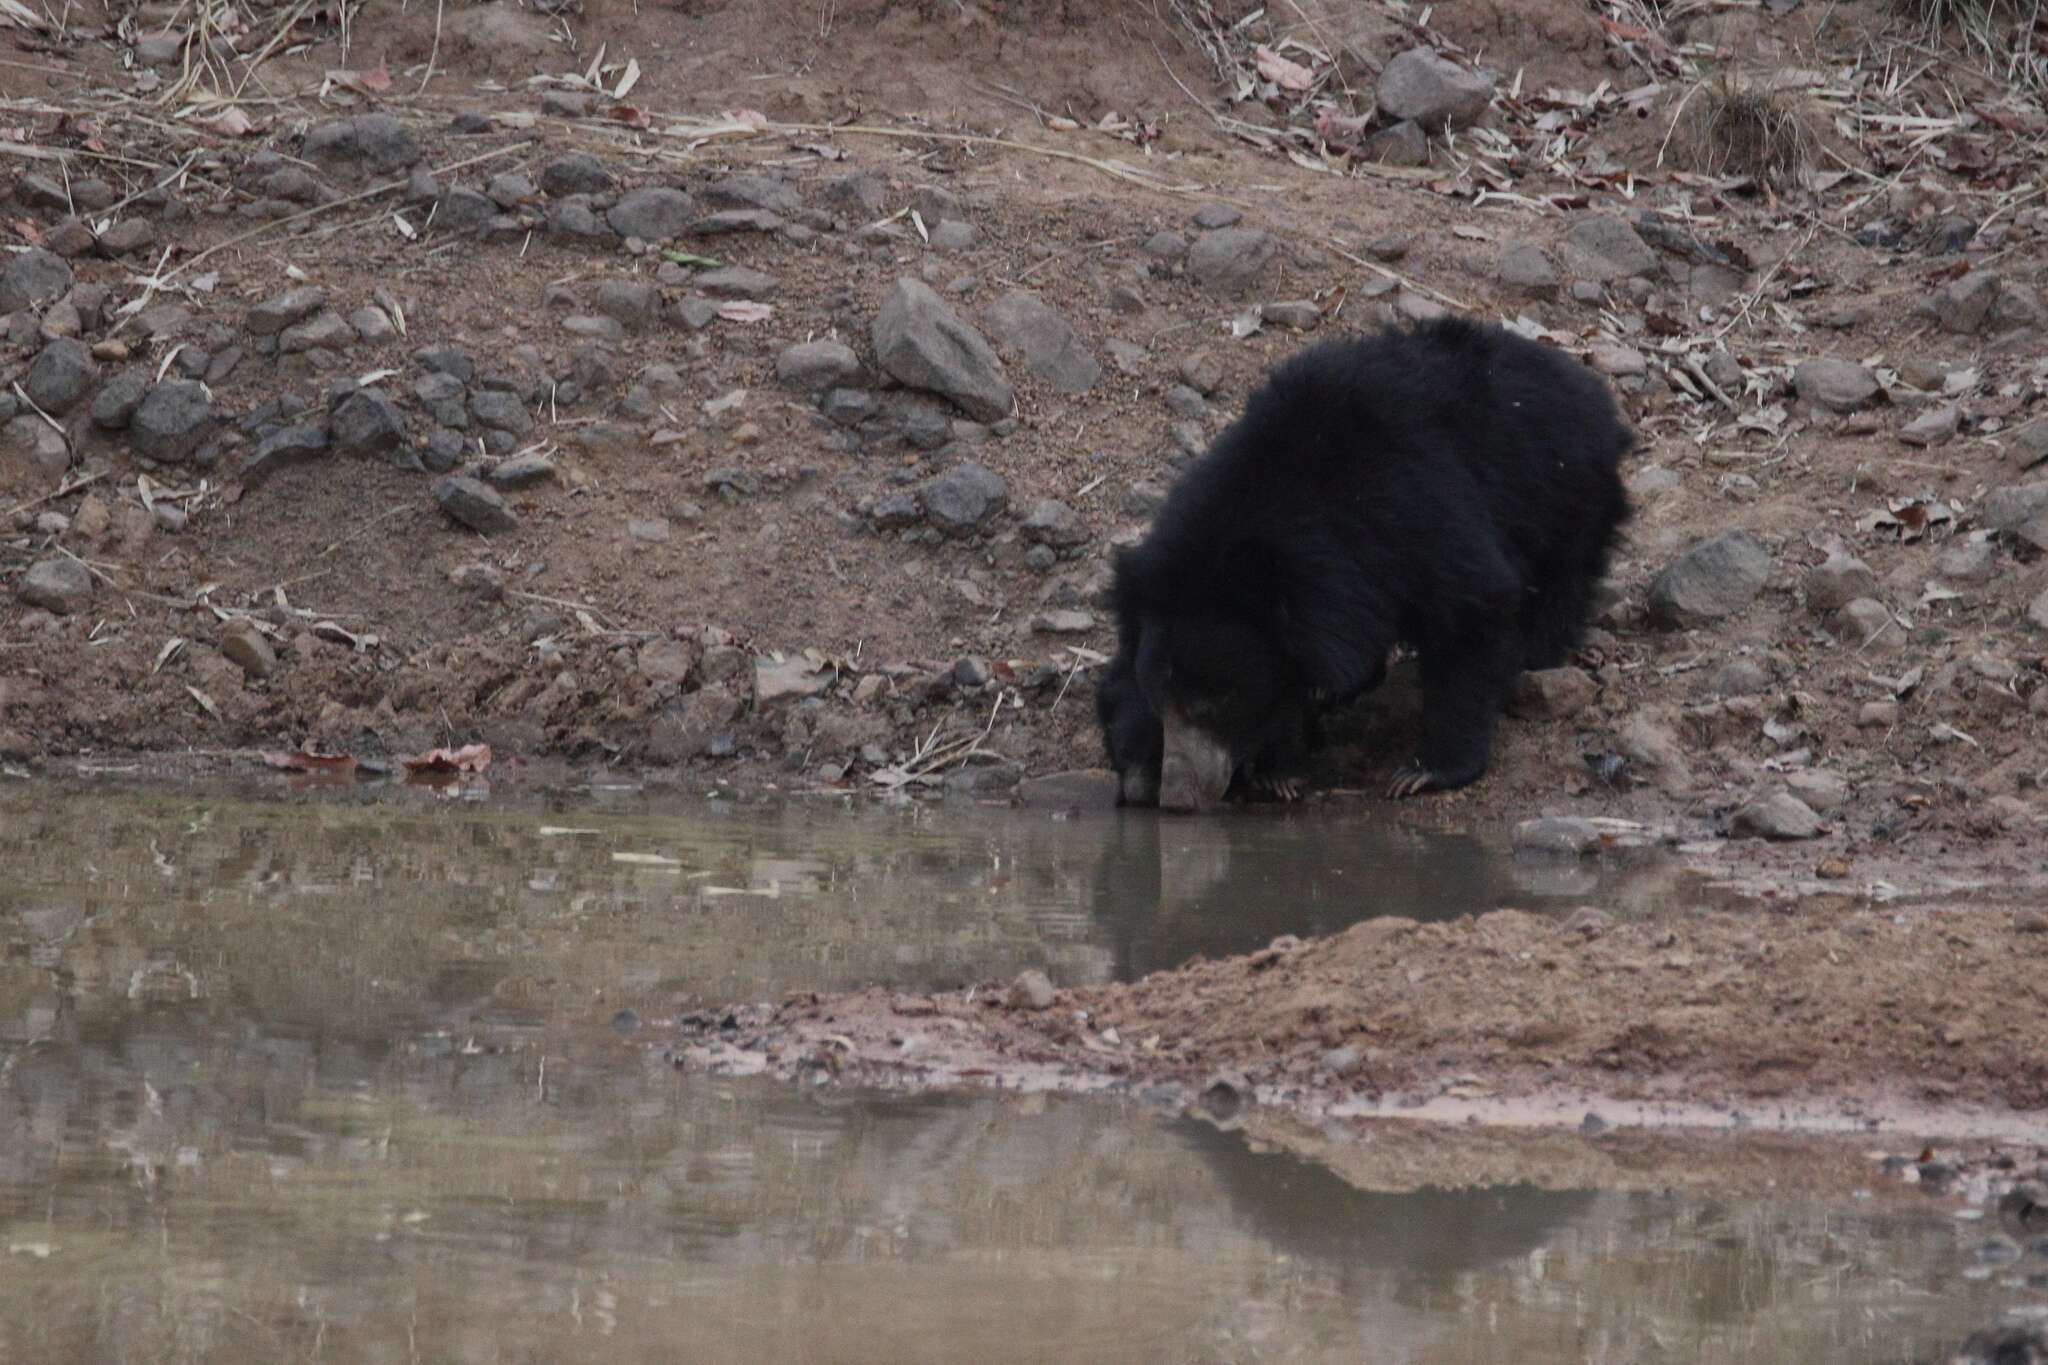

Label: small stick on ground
[1328,246,1474,312]
[1,469,108,521]
[118,144,528,314]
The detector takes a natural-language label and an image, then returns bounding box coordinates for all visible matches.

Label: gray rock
[219,620,277,679]
[302,114,419,174]
[0,249,72,312]
[1836,597,1896,646]
[348,307,394,343]
[913,185,966,223]
[982,290,1100,394]
[1262,299,1323,330]
[776,339,862,392]
[1804,549,1878,612]
[46,217,95,258]
[1990,280,2043,331]
[1191,203,1241,229]
[1359,120,1429,165]
[703,173,802,214]
[1647,529,1772,626]
[279,310,356,354]
[1729,792,1822,840]
[1122,479,1168,517]
[1509,666,1597,719]
[4,414,67,477]
[413,371,468,427]
[1142,230,1187,260]
[595,279,658,329]
[898,405,951,450]
[606,187,694,241]
[1709,658,1771,697]
[1793,357,1880,413]
[485,171,536,207]
[540,153,613,197]
[821,172,890,217]
[695,266,778,298]
[237,424,331,489]
[1981,481,2048,536]
[129,380,215,463]
[488,453,555,488]
[422,428,466,472]
[2031,586,2048,631]
[470,390,533,436]
[1924,269,2001,334]
[868,491,922,529]
[1785,768,1851,810]
[1033,609,1096,633]
[819,388,873,426]
[98,220,156,257]
[1375,47,1493,130]
[23,339,97,415]
[672,297,718,330]
[89,367,150,430]
[1008,969,1057,1010]
[1187,227,1276,296]
[1931,531,1995,582]
[871,277,1015,421]
[921,461,1008,535]
[433,187,497,234]
[416,346,475,382]
[433,475,518,534]
[547,197,612,238]
[450,563,505,599]
[1178,351,1223,394]
[1498,242,1558,295]
[1564,215,1657,281]
[687,209,784,235]
[1512,816,1602,858]
[754,655,834,707]
[561,314,626,343]
[1999,417,2048,473]
[1899,405,1960,447]
[1164,385,1208,420]
[405,164,440,205]
[928,220,979,251]
[331,388,406,458]
[1021,498,1086,547]
[16,557,92,614]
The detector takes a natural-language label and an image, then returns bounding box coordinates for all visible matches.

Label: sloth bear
[1101,318,1631,811]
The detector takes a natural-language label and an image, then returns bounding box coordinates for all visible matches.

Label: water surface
[0,781,2032,1362]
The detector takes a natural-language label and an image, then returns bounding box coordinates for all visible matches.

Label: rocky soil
[0,0,2045,888]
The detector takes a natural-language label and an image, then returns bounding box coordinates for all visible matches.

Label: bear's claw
[1386,764,1438,799]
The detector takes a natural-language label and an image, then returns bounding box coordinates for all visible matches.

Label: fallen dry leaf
[716,300,774,323]
[401,743,493,774]
[1254,44,1316,92]
[607,105,653,130]
[262,750,359,775]
[187,107,259,138]
[720,107,771,130]
[326,63,392,95]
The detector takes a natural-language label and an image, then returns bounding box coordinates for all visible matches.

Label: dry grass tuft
[1894,0,2048,90]
[1672,79,1816,190]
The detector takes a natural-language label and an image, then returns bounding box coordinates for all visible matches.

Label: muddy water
[0,781,2031,1362]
